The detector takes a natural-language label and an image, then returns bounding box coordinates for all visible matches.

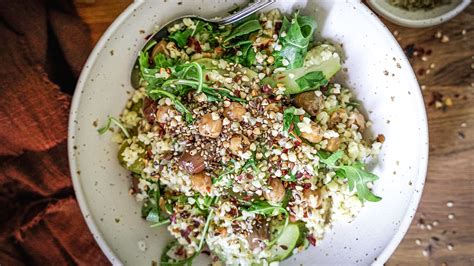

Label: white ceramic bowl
[68,0,428,265]
[368,0,471,28]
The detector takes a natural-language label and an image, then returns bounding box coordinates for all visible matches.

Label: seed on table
[415,239,421,245]
[435,31,442,38]
[421,85,426,90]
[422,247,431,257]
[447,201,454,207]
[447,243,454,251]
[461,29,467,35]
[448,213,455,220]
[441,35,450,43]
[427,224,432,230]
[432,220,439,226]
[430,63,436,69]
[421,56,428,61]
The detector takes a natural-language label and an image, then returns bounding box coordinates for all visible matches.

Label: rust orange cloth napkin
[0,0,108,264]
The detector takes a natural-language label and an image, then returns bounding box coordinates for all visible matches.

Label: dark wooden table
[74,1,474,264]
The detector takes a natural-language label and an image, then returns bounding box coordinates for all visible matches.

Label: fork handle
[211,0,275,25]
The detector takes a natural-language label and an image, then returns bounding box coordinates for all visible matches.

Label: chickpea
[263,178,286,203]
[198,113,223,138]
[303,188,322,208]
[224,102,246,122]
[329,108,347,128]
[325,137,340,152]
[155,105,173,123]
[294,91,323,116]
[151,40,169,59]
[191,172,212,195]
[229,134,250,154]
[300,123,323,143]
[179,151,205,174]
[349,112,366,132]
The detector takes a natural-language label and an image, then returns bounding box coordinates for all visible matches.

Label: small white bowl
[368,0,471,28]
[68,0,428,265]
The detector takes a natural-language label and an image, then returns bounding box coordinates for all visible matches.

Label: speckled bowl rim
[367,0,471,28]
[68,1,429,264]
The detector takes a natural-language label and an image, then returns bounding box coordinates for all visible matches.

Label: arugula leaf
[224,19,262,43]
[318,151,382,202]
[97,117,130,138]
[295,71,328,92]
[169,28,192,48]
[153,53,173,68]
[340,164,381,202]
[274,12,316,69]
[145,188,162,223]
[318,150,343,169]
[201,87,247,103]
[283,107,303,137]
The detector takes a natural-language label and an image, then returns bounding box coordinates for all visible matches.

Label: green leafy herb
[282,107,302,137]
[274,12,316,69]
[239,43,257,67]
[295,71,328,92]
[169,28,192,48]
[224,19,262,43]
[97,117,130,138]
[145,188,162,223]
[154,53,173,68]
[319,151,382,202]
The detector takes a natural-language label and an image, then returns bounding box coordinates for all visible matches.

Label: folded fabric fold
[0,0,108,264]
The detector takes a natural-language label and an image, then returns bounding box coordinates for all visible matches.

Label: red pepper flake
[307,235,317,246]
[262,84,272,93]
[303,183,311,189]
[170,214,177,224]
[187,37,202,53]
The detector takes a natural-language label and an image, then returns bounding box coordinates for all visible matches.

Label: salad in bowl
[99,9,384,265]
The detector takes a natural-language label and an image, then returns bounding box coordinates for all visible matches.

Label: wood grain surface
[74,0,474,264]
